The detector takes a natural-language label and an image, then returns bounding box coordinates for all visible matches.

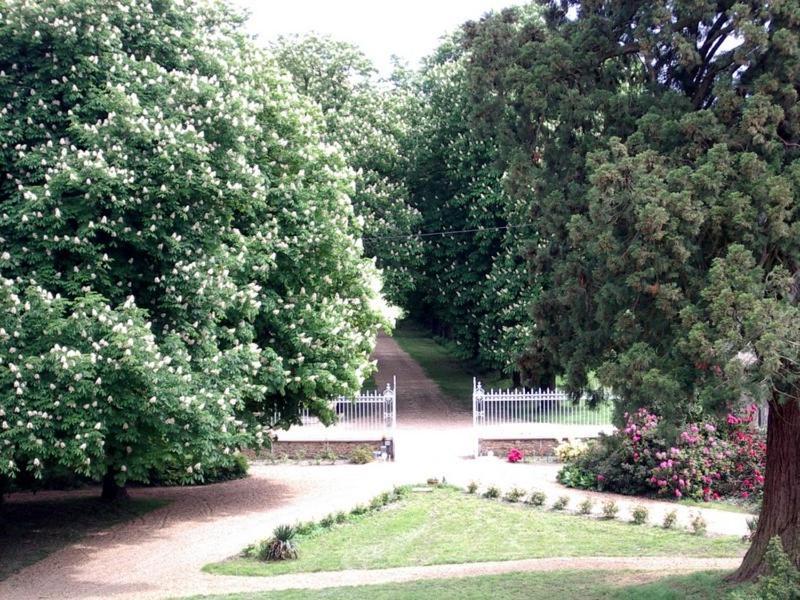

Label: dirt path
[372,332,469,427]
[371,332,474,463]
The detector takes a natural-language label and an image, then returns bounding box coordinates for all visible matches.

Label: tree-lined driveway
[0,334,753,599]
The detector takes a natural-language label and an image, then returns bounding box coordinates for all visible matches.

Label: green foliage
[462,0,800,421]
[691,514,708,536]
[0,0,388,492]
[466,481,479,494]
[504,487,525,503]
[551,496,570,511]
[483,485,501,499]
[399,35,536,380]
[150,453,249,486]
[253,525,298,562]
[631,505,649,526]
[271,34,423,307]
[349,445,375,465]
[527,490,547,507]
[748,537,800,600]
[663,510,678,530]
[578,498,594,515]
[601,500,619,520]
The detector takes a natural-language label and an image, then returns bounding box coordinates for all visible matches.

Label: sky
[234,0,526,73]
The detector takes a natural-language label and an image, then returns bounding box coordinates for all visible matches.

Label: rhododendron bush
[0,0,388,498]
[558,408,766,503]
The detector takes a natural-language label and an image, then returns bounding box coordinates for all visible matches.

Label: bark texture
[733,396,800,581]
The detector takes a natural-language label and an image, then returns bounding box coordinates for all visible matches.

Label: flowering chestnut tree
[0,0,388,499]
[271,34,423,307]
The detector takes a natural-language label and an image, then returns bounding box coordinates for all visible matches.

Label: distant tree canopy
[271,34,423,307]
[461,0,799,579]
[402,33,538,382]
[0,0,388,497]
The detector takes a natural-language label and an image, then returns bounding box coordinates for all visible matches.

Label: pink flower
[507,448,523,463]
[675,489,682,498]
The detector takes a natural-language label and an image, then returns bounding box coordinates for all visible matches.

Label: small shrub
[483,485,501,499]
[320,514,335,528]
[507,448,524,463]
[294,521,316,536]
[392,485,411,500]
[350,504,368,516]
[578,498,594,515]
[466,481,479,494]
[370,491,391,510]
[504,487,525,503]
[334,511,347,524]
[349,445,375,465]
[527,490,547,507]
[751,536,800,599]
[690,513,707,536]
[255,525,298,561]
[551,496,570,511]
[601,500,619,520]
[554,439,589,463]
[662,510,678,529]
[631,504,649,525]
[426,477,440,485]
[318,449,338,463]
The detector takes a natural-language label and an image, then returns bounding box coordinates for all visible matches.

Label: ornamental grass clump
[552,496,570,511]
[601,500,619,520]
[256,525,298,562]
[631,505,649,525]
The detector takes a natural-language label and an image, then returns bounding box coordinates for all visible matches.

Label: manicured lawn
[185,570,751,599]
[0,495,167,581]
[391,320,511,406]
[205,487,744,578]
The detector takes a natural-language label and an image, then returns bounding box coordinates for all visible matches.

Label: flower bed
[557,407,765,502]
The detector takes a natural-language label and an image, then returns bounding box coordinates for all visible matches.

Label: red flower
[507,448,523,463]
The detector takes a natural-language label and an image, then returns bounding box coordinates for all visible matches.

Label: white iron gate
[298,376,397,432]
[472,378,614,456]
[472,379,613,427]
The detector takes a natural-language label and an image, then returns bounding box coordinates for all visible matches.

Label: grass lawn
[205,487,744,578]
[391,320,511,406]
[0,495,167,581]
[186,570,751,599]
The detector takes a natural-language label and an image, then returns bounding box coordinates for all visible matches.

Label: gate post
[473,378,485,457]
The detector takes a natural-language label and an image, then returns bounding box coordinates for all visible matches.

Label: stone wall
[478,438,560,458]
[248,440,389,461]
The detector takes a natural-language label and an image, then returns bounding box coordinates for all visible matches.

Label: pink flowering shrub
[558,406,765,502]
[507,448,524,463]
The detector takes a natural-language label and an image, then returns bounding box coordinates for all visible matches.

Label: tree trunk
[100,468,129,502]
[732,395,800,581]
[512,371,522,388]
